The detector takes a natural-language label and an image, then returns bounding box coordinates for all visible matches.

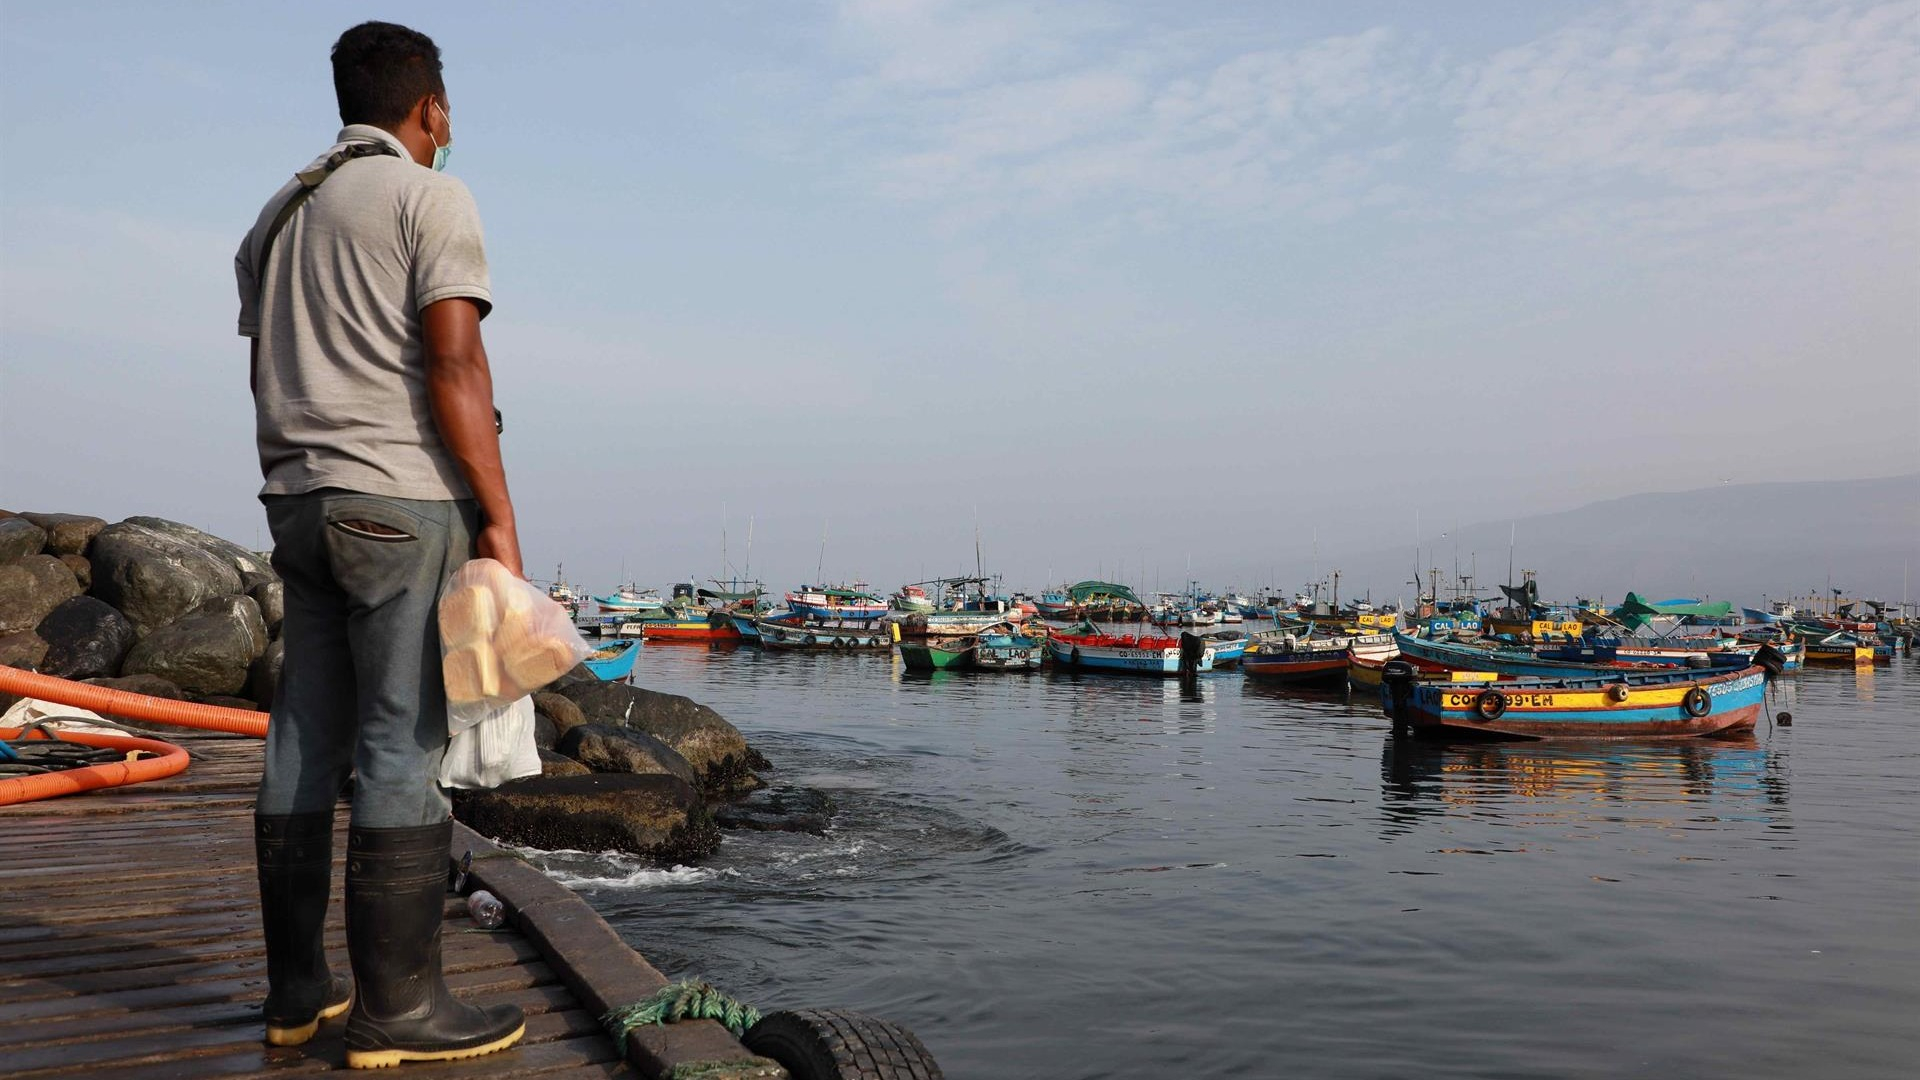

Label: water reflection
[1379,733,1791,838]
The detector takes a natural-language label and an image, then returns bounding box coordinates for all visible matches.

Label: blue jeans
[257,490,477,828]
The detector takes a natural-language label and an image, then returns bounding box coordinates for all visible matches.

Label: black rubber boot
[343,821,524,1069]
[257,811,354,1046]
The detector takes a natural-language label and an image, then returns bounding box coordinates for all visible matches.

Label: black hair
[331,21,444,127]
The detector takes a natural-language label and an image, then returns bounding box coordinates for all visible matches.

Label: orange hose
[0,726,192,806]
[0,666,268,738]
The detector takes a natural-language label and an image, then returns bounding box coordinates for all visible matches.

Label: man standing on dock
[234,21,524,1068]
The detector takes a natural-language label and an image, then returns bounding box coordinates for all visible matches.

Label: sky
[2,0,1916,601]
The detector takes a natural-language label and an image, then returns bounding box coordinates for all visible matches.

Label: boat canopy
[1065,580,1145,607]
[1611,592,1733,630]
[698,586,763,602]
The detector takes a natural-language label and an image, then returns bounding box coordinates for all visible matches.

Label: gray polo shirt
[236,124,491,501]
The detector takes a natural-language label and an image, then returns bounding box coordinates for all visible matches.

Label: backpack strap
[254,141,401,305]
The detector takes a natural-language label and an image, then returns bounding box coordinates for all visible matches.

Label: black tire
[745,1008,943,1080]
[1683,687,1712,717]
[1474,689,1508,720]
[1069,647,1082,666]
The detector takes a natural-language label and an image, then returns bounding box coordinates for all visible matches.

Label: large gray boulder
[452,773,718,861]
[120,594,267,696]
[556,680,766,794]
[249,580,284,638]
[89,522,244,635]
[556,722,700,788]
[20,513,106,557]
[123,517,276,590]
[0,555,82,635]
[36,596,138,680]
[0,518,47,563]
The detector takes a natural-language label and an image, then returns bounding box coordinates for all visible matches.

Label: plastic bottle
[467,889,505,929]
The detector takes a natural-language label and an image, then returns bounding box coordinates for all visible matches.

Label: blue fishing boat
[785,585,889,622]
[974,628,1045,672]
[1201,632,1248,666]
[1396,632,1734,680]
[1379,663,1767,740]
[582,638,639,681]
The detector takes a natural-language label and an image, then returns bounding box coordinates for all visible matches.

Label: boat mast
[817,518,828,584]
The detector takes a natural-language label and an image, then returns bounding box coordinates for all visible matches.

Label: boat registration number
[1442,691,1559,709]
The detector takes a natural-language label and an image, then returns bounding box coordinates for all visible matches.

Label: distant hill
[1291,474,1920,609]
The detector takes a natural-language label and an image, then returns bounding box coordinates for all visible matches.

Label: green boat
[899,636,976,672]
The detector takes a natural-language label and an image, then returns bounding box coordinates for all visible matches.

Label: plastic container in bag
[437,558,592,788]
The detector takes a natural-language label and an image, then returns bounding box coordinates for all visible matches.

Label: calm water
[525,646,1919,1079]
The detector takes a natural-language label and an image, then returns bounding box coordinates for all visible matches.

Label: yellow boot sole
[345,1020,525,1070]
[265,988,355,1047]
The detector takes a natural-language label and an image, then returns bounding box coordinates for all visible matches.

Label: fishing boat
[785,585,889,622]
[594,584,667,614]
[1378,663,1767,740]
[1198,631,1247,667]
[896,610,1011,637]
[582,638,639,681]
[639,608,744,644]
[1801,632,1886,666]
[544,566,583,618]
[974,627,1045,672]
[889,584,936,614]
[1048,626,1214,676]
[898,635,975,672]
[1396,632,1699,680]
[757,618,891,650]
[1037,581,1149,622]
[1243,633,1396,688]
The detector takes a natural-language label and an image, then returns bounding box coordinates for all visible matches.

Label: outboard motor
[1381,660,1417,732]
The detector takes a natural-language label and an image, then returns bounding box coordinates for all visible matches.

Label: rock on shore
[453,773,720,861]
[1,507,802,863]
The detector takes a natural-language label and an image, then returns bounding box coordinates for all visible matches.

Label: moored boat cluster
[552,565,1917,741]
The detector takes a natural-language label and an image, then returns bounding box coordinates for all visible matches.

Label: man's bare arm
[423,297,522,576]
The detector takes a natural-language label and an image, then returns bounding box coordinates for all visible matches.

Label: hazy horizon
[5,3,1916,602]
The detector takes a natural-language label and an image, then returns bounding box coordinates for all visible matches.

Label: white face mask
[430,100,452,171]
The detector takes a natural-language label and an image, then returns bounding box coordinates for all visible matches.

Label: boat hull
[758,619,891,650]
[1243,653,1348,687]
[1048,639,1214,675]
[1386,667,1767,740]
[582,639,639,681]
[639,617,743,643]
[899,639,973,671]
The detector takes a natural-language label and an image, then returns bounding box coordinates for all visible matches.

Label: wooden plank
[0,737,642,1080]
[4,997,607,1078]
[0,958,561,1025]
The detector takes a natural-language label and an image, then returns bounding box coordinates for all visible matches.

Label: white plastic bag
[438,694,542,790]
[436,558,591,789]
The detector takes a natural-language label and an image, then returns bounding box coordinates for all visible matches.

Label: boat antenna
[818,518,828,584]
[974,506,983,581]
[1507,522,1515,588]
[745,515,754,579]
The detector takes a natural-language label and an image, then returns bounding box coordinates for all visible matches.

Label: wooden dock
[0,730,784,1079]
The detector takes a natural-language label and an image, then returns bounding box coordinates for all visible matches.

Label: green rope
[602,980,762,1041]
